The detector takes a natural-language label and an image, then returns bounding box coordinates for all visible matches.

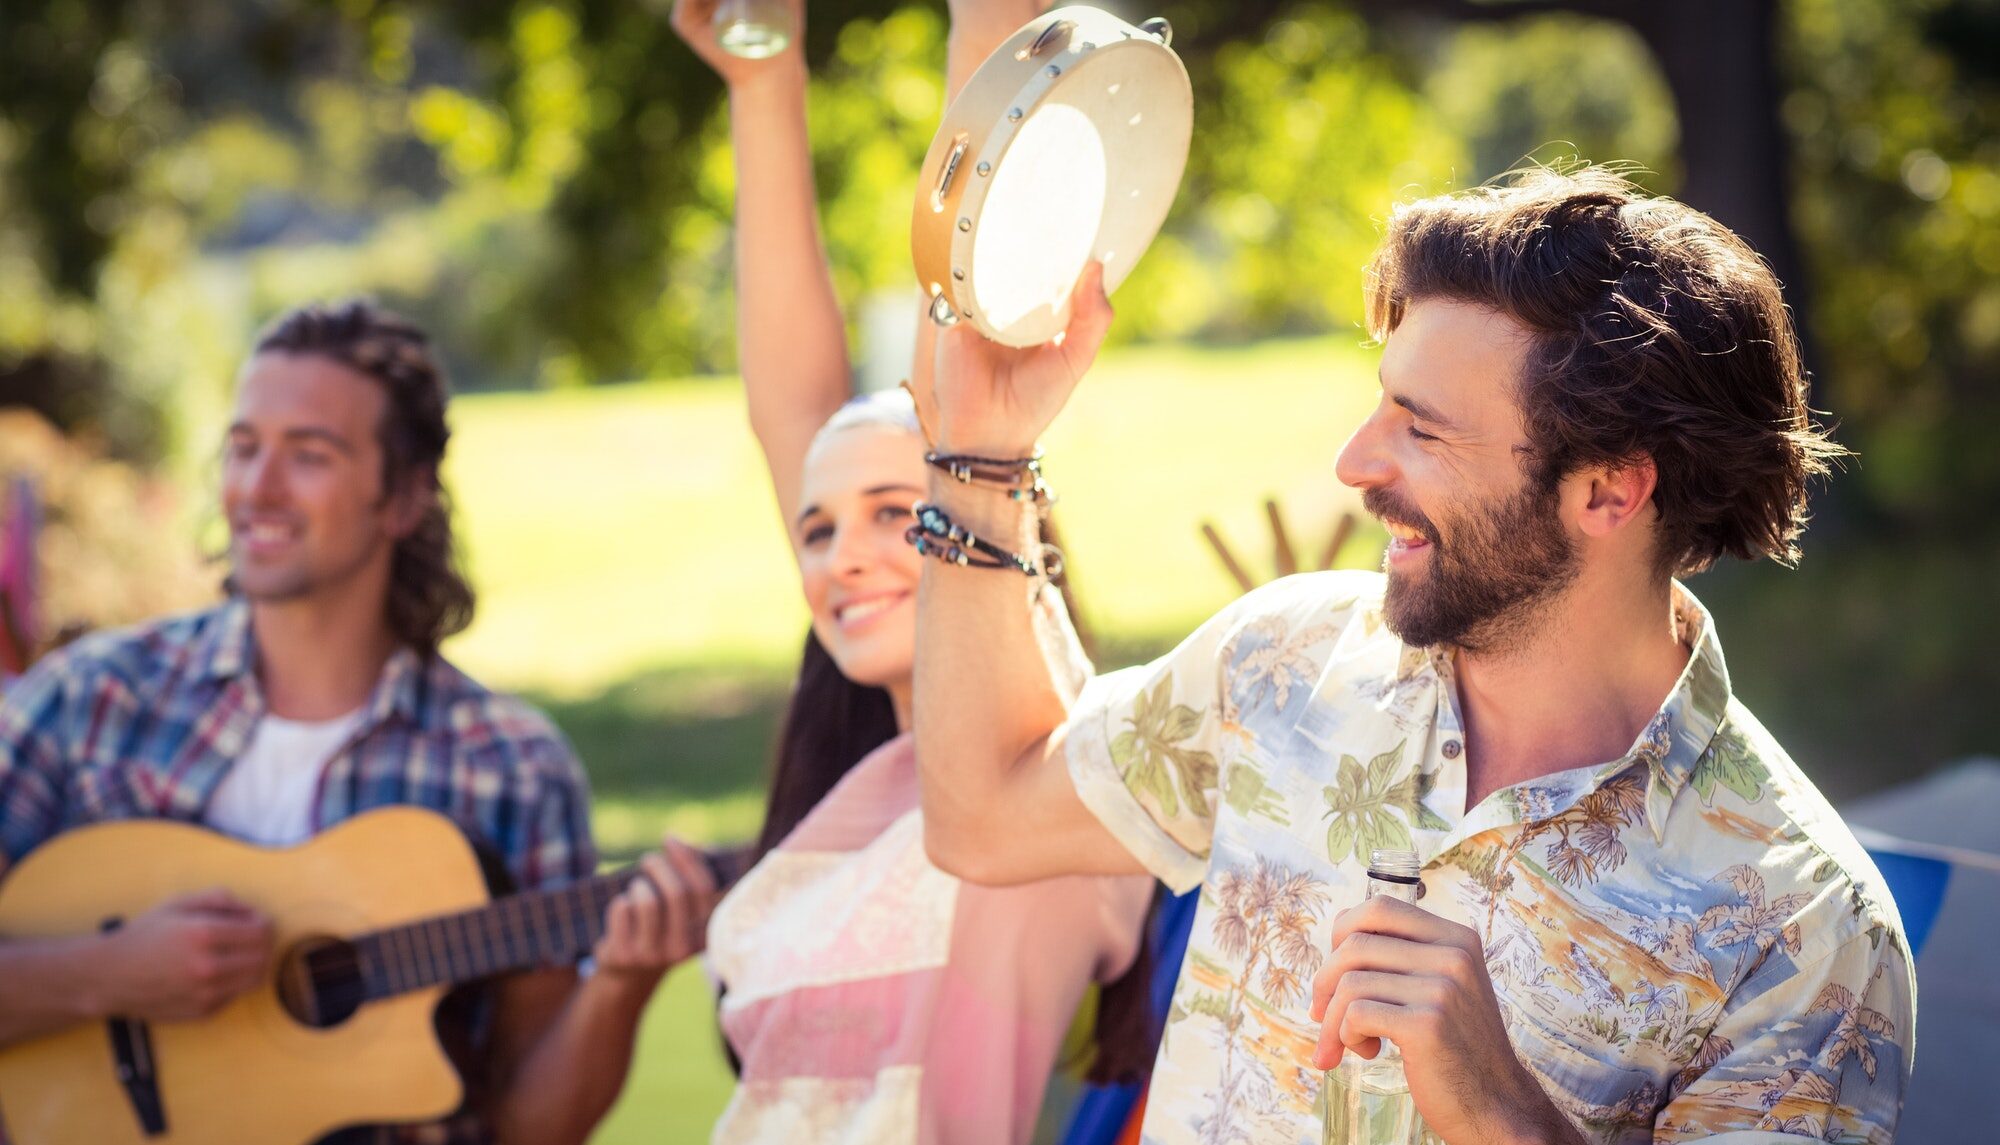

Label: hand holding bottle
[1309,893,1588,1145]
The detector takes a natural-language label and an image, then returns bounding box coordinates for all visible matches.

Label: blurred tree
[2,0,1996,785]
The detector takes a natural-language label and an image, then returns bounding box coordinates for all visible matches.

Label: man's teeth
[839,597,900,624]
[247,523,292,543]
[1385,522,1426,544]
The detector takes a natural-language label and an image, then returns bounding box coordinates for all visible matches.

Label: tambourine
[911,6,1193,348]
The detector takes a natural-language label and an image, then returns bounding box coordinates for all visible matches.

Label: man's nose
[243,449,287,505]
[1334,411,1393,491]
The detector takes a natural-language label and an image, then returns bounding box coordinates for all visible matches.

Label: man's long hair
[248,299,474,657]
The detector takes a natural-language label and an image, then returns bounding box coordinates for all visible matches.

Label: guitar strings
[295,870,637,1016]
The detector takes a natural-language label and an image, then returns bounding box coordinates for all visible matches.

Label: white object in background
[857,288,922,395]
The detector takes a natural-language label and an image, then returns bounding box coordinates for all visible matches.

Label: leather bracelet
[923,450,1055,504]
[905,501,1062,577]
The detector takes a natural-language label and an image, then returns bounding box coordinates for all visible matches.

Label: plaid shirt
[0,601,597,1144]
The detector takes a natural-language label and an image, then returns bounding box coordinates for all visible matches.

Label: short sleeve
[0,656,76,871]
[1063,573,1364,894]
[1655,925,1914,1144]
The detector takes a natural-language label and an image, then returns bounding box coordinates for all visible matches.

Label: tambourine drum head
[913,8,1193,347]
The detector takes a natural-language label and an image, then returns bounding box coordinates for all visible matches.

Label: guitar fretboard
[351,868,633,1000]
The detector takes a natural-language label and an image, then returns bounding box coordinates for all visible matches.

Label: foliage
[1782,0,2000,525]
[0,410,210,649]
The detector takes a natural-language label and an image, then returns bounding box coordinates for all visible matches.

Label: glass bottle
[712,0,792,59]
[1317,849,1442,1145]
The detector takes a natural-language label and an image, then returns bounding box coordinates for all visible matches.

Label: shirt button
[1441,739,1462,759]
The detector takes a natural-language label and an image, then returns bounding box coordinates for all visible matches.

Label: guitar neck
[348,868,634,1001]
[341,846,756,1002]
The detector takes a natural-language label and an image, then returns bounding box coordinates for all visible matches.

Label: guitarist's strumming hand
[591,836,721,982]
[99,888,274,1022]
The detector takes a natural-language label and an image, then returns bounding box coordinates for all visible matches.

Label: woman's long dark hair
[754,550,1159,1085]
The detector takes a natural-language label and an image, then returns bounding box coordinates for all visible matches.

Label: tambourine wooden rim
[912,6,1193,348]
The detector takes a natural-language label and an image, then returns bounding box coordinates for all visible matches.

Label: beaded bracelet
[923,450,1055,505]
[905,501,1062,577]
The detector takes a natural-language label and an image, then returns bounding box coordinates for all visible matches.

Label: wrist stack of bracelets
[906,449,1062,577]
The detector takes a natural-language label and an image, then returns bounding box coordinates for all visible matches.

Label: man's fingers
[174,887,259,917]
[639,851,683,958]
[662,840,721,956]
[599,892,636,961]
[1321,930,1463,993]
[206,909,276,949]
[1327,896,1474,959]
[215,948,269,995]
[1313,970,1424,1069]
[1056,261,1114,373]
[629,861,668,958]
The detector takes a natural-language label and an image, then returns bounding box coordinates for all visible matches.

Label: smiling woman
[665,0,1165,1137]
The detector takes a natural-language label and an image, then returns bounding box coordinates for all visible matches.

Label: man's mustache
[1362,487,1441,547]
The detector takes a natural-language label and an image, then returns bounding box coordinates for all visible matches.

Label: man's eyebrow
[281,426,357,453]
[1391,393,1459,433]
[226,422,357,453]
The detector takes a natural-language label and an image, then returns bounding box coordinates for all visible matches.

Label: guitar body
[0,807,489,1145]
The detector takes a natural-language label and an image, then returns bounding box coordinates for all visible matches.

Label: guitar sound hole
[277,935,365,1029]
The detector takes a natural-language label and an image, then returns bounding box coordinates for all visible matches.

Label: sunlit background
[3,0,1996,1138]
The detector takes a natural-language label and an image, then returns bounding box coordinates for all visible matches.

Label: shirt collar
[197,599,426,729]
[1423,581,1732,849]
[1635,581,1732,840]
[199,600,255,682]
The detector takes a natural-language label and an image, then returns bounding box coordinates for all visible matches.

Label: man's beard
[1366,480,1580,655]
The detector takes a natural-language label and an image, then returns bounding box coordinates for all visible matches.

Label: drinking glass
[713,0,792,59]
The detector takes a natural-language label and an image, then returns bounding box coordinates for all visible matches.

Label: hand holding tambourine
[910,6,1190,449]
[926,261,1112,457]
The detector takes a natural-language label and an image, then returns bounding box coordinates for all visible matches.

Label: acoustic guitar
[0,806,737,1145]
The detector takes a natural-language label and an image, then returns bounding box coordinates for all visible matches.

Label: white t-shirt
[203,709,365,847]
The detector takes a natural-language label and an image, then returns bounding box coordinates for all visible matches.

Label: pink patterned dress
[706,733,1153,1144]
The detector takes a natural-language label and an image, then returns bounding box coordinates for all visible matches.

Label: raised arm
[671,0,848,527]
[911,265,1144,886]
[672,0,1052,528]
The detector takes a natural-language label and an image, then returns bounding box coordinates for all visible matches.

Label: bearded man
[908,167,1912,1144]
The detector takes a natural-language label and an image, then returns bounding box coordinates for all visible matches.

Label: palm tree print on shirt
[1698,863,1810,983]
[1811,966,1898,1095]
[1219,616,1337,727]
[1480,768,1648,935]
[1203,859,1331,1141]
[1111,673,1218,819]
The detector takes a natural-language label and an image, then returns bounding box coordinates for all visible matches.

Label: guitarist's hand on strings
[592,836,720,982]
[100,888,274,1022]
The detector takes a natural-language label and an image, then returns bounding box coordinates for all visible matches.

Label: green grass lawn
[436,335,1385,1141]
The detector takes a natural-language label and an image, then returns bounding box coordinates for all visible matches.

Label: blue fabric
[1864,846,1950,959]
[1059,887,1203,1145]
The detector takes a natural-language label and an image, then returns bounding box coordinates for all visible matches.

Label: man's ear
[1576,456,1657,540]
[385,465,437,540]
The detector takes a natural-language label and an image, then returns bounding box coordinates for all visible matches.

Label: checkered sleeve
[493,704,598,895]
[0,653,74,871]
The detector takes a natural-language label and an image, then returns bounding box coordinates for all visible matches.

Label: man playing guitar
[0,300,718,1145]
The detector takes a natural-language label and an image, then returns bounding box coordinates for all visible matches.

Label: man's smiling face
[1334,298,1580,652]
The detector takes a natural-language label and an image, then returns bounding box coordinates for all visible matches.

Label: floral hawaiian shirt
[1065,571,1912,1145]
